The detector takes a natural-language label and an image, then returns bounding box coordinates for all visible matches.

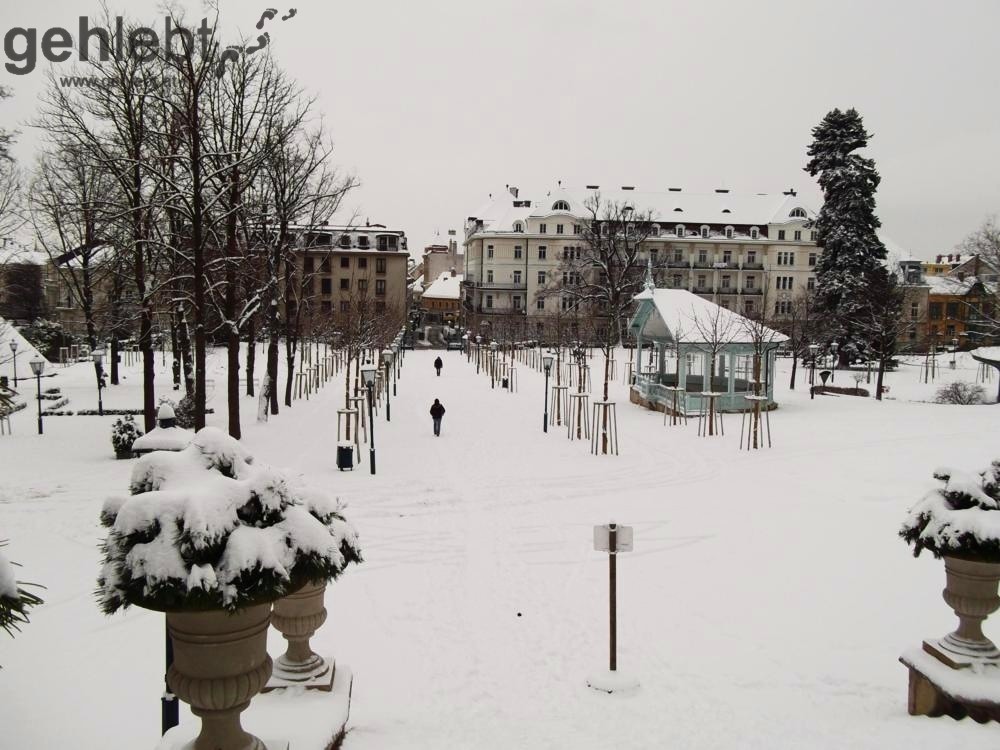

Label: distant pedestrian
[434,356,443,377]
[430,398,445,436]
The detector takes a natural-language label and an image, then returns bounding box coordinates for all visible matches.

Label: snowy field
[1,345,998,749]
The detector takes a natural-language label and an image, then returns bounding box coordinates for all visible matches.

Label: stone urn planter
[266,581,334,690]
[166,604,273,750]
[97,427,362,747]
[924,555,1000,668]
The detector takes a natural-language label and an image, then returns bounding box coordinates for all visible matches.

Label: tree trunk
[110,334,120,385]
[140,307,156,433]
[224,171,241,439]
[192,94,207,432]
[876,358,887,401]
[789,351,797,390]
[246,317,256,397]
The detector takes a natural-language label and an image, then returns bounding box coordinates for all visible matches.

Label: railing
[668,260,690,268]
[741,288,762,296]
[742,262,764,270]
[692,260,713,268]
[693,287,715,295]
[469,282,527,290]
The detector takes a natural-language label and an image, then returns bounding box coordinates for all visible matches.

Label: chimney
[450,267,456,277]
[936,254,942,263]
[509,185,519,199]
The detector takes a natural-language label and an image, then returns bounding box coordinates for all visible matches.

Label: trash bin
[336,442,354,471]
[502,377,509,389]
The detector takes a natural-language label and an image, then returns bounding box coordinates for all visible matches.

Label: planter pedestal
[166,603,274,750]
[264,582,334,692]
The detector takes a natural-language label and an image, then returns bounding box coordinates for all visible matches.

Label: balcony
[667,259,690,268]
[468,281,527,291]
[693,287,715,295]
[742,262,764,270]
[742,288,762,296]
[692,259,713,269]
[718,287,737,295]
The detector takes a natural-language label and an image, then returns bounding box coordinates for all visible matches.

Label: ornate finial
[643,258,655,292]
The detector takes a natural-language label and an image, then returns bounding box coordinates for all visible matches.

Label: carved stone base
[901,647,1000,724]
[263,656,335,692]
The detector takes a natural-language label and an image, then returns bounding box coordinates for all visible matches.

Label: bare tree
[689,303,739,436]
[740,280,786,448]
[856,268,910,401]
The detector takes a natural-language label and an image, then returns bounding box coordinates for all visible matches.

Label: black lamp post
[830,341,839,382]
[476,335,482,374]
[490,341,498,389]
[29,355,45,434]
[9,340,18,386]
[951,337,959,369]
[92,349,105,416]
[808,343,818,399]
[382,350,393,422]
[543,354,554,432]
[361,363,377,475]
[391,343,399,395]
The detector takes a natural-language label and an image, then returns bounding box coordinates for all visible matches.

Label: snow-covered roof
[926,275,976,295]
[971,347,1000,365]
[631,288,788,346]
[0,318,51,382]
[468,186,816,233]
[422,272,463,301]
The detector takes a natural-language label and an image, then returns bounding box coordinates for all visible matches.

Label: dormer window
[749,226,760,240]
[512,221,524,233]
[700,225,710,239]
[724,226,734,239]
[552,200,570,211]
[721,208,731,214]
[673,207,683,212]
[651,224,660,236]
[338,234,351,248]
[789,207,807,219]
[675,224,685,237]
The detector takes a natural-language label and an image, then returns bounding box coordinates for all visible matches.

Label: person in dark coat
[430,398,445,436]
[434,356,443,376]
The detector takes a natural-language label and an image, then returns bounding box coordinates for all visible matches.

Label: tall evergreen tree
[805,108,886,362]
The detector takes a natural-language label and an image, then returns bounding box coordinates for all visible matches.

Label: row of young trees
[20,9,357,437]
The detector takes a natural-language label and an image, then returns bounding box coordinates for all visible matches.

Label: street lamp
[92,349,105,416]
[391,344,399,395]
[951,337,959,369]
[490,341,498,389]
[830,341,839,381]
[360,363,377,475]
[382,350,393,422]
[808,343,819,398]
[8,340,18,386]
[29,355,45,435]
[543,354,554,432]
[476,335,482,374]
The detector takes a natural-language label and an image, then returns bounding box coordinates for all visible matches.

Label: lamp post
[360,363,377,475]
[543,354,554,432]
[476,336,482,374]
[490,341,498,389]
[830,341,839,382]
[382,350,393,422]
[808,343,819,398]
[30,355,45,434]
[92,349,105,416]
[9,340,18,386]
[951,337,959,369]
[391,344,399,395]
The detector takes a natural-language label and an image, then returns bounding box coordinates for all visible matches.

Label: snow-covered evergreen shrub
[111,415,142,454]
[174,393,196,429]
[97,427,362,614]
[901,462,1000,560]
[0,542,44,637]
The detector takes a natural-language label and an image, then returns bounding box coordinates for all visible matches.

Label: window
[375,279,386,296]
[672,274,682,287]
[536,298,545,310]
[810,231,818,241]
[514,246,522,259]
[319,257,331,274]
[561,296,572,311]
[808,252,817,267]
[929,302,942,320]
[700,225,710,238]
[512,222,524,233]
[357,236,369,248]
[697,274,706,288]
[749,226,759,240]
[321,300,332,313]
[676,224,685,237]
[340,278,349,290]
[357,279,368,291]
[513,271,522,284]
[946,302,959,319]
[790,207,807,218]
[552,200,570,211]
[778,230,786,241]
[776,276,793,290]
[487,245,494,259]
[357,257,367,269]
[911,302,919,320]
[698,249,707,263]
[487,270,494,283]
[724,226,734,239]
[745,276,756,289]
[304,256,315,273]
[721,275,731,289]
[539,223,547,234]
[486,295,493,309]
[723,250,732,263]
[538,246,546,260]
[793,230,802,241]
[775,300,792,315]
[573,224,582,235]
[340,300,349,312]
[513,296,522,310]
[777,251,795,266]
[340,257,350,268]
[673,249,683,263]
[321,278,332,294]
[556,224,564,235]
[339,234,350,248]
[537,271,546,285]
[651,224,660,236]
[807,277,816,291]
[746,251,757,265]
[376,257,386,274]
[744,300,754,314]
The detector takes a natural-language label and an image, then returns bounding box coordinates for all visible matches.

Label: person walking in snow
[430,398,445,436]
[434,356,443,377]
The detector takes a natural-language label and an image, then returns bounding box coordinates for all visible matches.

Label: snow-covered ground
[0,344,997,748]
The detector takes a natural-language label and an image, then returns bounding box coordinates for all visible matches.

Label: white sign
[593,524,633,553]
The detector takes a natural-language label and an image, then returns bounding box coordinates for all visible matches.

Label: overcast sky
[4,0,999,260]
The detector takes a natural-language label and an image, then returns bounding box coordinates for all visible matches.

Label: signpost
[588,522,638,693]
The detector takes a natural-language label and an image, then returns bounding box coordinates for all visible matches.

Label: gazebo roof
[630,288,788,347]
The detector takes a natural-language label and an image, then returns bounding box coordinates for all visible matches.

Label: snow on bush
[97,427,362,614]
[0,542,44,637]
[935,381,986,405]
[901,461,1000,560]
[111,415,143,454]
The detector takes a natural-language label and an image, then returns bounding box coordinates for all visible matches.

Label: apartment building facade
[462,185,821,331]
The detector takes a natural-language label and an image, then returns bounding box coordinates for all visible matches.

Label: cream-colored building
[462,185,822,329]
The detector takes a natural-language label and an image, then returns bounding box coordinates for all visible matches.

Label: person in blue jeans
[430,398,445,436]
